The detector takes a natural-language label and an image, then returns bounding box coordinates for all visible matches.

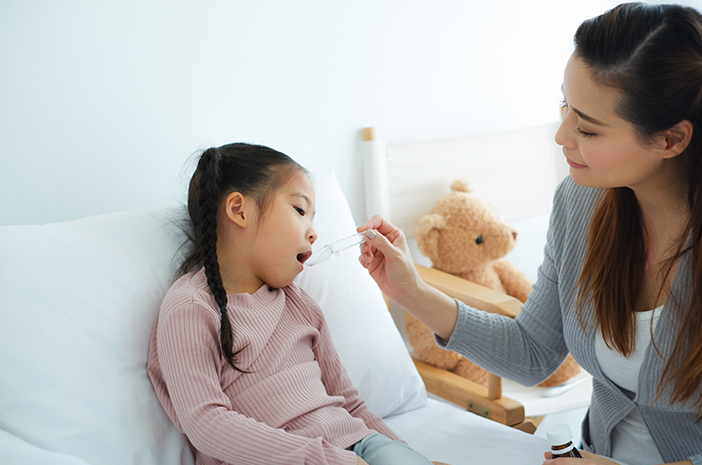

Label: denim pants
[350,433,433,465]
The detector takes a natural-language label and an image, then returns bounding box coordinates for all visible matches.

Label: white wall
[2,0,700,226]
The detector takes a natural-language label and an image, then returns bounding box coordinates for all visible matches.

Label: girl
[358,3,702,465]
[146,143,441,465]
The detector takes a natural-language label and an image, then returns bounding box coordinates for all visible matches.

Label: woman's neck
[631,160,688,237]
[635,185,688,238]
[630,172,689,311]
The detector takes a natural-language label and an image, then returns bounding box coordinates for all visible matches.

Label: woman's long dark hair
[179,143,303,370]
[574,3,702,412]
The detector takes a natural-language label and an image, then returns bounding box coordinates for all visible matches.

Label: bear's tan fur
[409,179,580,388]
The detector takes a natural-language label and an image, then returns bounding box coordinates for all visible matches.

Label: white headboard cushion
[363,121,566,239]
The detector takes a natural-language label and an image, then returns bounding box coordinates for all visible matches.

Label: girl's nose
[309,228,318,245]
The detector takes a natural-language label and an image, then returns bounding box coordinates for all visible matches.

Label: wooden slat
[513,419,538,435]
[415,264,522,318]
[413,358,525,426]
[487,373,502,401]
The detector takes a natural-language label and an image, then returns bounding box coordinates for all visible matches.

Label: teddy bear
[407,178,580,388]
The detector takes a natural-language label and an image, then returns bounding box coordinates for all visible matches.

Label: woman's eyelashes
[561,98,597,138]
[575,127,597,138]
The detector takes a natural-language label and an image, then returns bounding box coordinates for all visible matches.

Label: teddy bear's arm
[492,260,533,304]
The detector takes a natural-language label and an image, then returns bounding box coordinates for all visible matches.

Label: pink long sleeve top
[147,268,401,465]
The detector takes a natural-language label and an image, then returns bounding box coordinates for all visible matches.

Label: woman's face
[555,54,672,192]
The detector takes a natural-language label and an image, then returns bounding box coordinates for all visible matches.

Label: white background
[2,0,701,226]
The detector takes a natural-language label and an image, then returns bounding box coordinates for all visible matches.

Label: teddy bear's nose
[512,231,518,240]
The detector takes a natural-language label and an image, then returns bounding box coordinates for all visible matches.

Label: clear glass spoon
[306,232,367,266]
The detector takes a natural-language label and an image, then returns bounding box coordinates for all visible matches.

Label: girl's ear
[662,119,694,158]
[223,192,251,228]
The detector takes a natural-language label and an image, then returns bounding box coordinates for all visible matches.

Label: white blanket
[385,399,549,464]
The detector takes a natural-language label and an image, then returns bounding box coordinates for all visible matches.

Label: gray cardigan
[437,176,702,464]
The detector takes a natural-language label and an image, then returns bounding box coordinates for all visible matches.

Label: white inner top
[594,307,664,465]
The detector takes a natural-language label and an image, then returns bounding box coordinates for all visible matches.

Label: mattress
[384,398,550,465]
[3,400,552,465]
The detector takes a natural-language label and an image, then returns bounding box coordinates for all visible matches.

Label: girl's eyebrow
[291,193,316,217]
[291,192,311,204]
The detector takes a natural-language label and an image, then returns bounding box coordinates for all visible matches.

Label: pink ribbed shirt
[147,268,401,465]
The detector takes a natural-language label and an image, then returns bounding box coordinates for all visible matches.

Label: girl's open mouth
[297,252,312,264]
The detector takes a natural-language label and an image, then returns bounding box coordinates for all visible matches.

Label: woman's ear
[662,120,694,158]
[223,192,251,228]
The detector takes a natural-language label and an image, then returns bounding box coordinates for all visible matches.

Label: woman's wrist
[397,278,459,341]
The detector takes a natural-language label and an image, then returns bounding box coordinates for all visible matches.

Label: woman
[358,3,702,465]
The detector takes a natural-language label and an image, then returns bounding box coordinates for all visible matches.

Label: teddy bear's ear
[415,213,446,259]
[450,179,472,193]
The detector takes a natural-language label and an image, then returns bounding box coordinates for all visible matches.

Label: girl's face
[249,170,318,289]
[555,54,672,192]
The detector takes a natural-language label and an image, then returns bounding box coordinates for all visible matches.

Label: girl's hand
[543,450,619,465]
[357,215,421,307]
[357,457,369,465]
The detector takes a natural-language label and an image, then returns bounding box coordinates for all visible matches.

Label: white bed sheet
[384,399,549,465]
[0,401,550,465]
[0,429,90,465]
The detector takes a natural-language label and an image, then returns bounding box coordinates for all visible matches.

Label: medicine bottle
[546,423,582,458]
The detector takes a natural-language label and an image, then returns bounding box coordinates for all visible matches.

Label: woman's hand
[357,215,420,306]
[356,457,369,465]
[543,450,619,465]
[358,215,459,341]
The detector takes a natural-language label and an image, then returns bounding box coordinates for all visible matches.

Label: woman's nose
[554,117,576,150]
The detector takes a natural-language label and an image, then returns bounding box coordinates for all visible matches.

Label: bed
[0,170,551,465]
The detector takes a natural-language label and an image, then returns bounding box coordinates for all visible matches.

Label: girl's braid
[198,147,240,369]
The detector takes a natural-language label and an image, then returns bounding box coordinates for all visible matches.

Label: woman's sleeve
[434,180,572,386]
[303,297,404,443]
[156,304,358,465]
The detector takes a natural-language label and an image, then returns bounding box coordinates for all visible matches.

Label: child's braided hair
[179,143,303,369]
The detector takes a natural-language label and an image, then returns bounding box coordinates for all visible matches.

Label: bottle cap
[546,423,574,446]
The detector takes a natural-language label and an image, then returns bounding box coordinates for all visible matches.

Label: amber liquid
[552,443,582,458]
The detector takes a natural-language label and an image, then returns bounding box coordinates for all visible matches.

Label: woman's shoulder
[550,176,603,229]
[542,176,604,266]
[554,176,601,208]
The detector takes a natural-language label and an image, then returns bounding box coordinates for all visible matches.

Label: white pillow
[0,207,195,465]
[0,170,425,465]
[296,171,426,417]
